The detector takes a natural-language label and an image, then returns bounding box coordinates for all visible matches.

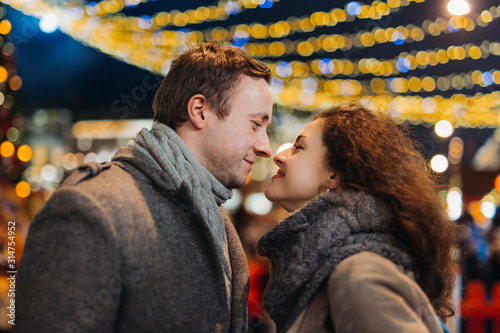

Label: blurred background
[0,0,500,332]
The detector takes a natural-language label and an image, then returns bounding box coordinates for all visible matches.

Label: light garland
[383,69,500,94]
[74,0,279,26]
[241,7,500,58]
[2,0,185,72]
[2,0,499,128]
[273,88,500,127]
[107,0,424,33]
[4,0,498,76]
[0,0,281,73]
[279,67,500,101]
[265,41,500,80]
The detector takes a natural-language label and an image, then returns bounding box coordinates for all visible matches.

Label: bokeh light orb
[276,143,293,154]
[222,189,242,212]
[430,154,449,173]
[435,120,453,138]
[244,193,273,215]
[0,141,14,157]
[17,145,33,162]
[446,188,463,221]
[15,181,30,198]
[40,13,59,33]
[447,0,470,16]
[276,61,292,78]
[346,2,362,16]
[480,201,496,219]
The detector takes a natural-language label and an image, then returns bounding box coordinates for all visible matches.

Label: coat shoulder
[327,252,442,333]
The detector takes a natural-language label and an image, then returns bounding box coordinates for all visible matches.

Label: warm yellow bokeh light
[0,141,15,157]
[0,20,12,35]
[480,10,493,23]
[422,77,436,92]
[468,46,482,60]
[9,76,22,91]
[297,41,314,56]
[0,66,7,83]
[408,77,422,92]
[493,71,500,84]
[436,50,449,64]
[370,78,385,93]
[17,145,33,162]
[15,181,31,198]
[250,23,267,39]
[469,201,488,227]
[495,174,500,193]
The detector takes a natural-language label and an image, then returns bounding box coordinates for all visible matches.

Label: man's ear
[187,94,211,129]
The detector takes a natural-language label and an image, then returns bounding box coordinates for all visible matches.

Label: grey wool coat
[15,148,250,332]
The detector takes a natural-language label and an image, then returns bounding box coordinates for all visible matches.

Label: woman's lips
[271,169,285,179]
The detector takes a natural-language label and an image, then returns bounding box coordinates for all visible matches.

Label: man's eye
[252,121,262,128]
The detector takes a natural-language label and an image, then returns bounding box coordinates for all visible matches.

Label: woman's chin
[264,185,277,203]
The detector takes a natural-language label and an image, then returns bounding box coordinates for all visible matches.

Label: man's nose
[255,132,272,158]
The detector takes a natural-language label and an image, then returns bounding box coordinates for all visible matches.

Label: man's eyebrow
[251,113,272,126]
[251,112,270,121]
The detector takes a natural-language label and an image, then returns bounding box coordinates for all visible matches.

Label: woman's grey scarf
[125,122,233,287]
[257,190,413,333]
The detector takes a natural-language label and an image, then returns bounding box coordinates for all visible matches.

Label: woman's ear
[327,172,341,191]
[186,94,211,129]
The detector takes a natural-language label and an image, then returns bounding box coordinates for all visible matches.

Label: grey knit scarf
[257,190,414,333]
[123,122,233,285]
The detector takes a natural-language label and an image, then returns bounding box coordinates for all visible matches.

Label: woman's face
[265,119,337,212]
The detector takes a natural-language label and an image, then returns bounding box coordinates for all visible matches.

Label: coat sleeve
[15,187,122,333]
[327,252,442,333]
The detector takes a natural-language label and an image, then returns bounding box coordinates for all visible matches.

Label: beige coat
[288,252,443,333]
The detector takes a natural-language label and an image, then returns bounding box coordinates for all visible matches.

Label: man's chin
[222,175,248,189]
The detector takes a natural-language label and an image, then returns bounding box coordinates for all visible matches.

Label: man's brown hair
[153,42,271,128]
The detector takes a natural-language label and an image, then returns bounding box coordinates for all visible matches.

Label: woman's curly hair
[315,103,456,319]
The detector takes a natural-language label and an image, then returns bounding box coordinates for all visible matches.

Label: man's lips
[244,159,254,166]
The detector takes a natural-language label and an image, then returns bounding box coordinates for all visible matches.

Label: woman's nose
[273,149,288,167]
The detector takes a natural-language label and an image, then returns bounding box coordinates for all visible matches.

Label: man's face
[202,75,273,188]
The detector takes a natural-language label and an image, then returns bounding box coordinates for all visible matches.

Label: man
[15,42,273,332]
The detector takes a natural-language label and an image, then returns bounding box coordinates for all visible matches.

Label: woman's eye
[293,144,303,150]
[252,121,262,128]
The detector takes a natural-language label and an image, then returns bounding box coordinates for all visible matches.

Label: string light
[265,41,500,81]
[272,88,500,127]
[200,0,423,43]
[364,68,500,95]
[2,0,499,128]
[4,0,499,76]
[243,9,499,59]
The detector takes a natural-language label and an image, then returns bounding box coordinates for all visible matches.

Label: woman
[257,104,456,332]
